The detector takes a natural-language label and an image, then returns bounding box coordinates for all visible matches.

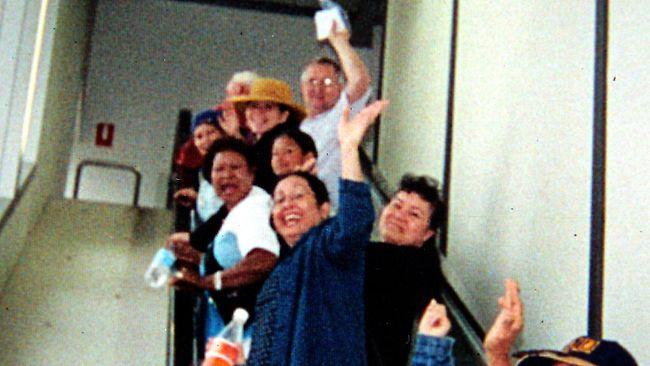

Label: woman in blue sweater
[247,100,387,366]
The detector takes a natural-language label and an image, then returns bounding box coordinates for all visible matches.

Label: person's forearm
[221,249,277,288]
[330,37,370,103]
[340,145,363,182]
[201,249,277,290]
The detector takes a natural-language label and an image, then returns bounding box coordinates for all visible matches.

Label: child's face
[271,135,308,176]
[193,124,221,156]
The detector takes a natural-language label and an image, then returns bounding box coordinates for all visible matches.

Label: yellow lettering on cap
[563,337,601,354]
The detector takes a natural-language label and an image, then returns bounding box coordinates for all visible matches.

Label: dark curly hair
[202,137,255,183]
[397,174,446,231]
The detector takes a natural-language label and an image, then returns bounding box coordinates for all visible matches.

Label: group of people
[164,22,637,366]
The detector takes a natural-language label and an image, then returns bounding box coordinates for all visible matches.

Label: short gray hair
[300,57,344,84]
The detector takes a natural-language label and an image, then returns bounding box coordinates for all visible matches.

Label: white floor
[0,200,173,366]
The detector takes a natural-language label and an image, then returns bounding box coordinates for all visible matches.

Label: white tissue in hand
[314,8,348,41]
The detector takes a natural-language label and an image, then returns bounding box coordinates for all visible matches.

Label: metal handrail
[170,109,196,366]
[73,160,141,206]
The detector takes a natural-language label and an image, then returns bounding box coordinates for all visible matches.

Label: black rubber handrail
[169,109,196,366]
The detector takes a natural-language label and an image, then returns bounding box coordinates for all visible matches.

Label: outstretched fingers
[338,100,389,149]
[298,156,317,175]
[484,278,524,359]
[504,279,523,332]
[354,100,389,127]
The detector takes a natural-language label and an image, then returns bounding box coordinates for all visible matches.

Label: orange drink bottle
[202,308,249,366]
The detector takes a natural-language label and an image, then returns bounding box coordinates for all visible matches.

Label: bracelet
[214,271,222,291]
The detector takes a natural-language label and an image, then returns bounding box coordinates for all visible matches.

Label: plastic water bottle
[144,248,176,288]
[203,308,250,366]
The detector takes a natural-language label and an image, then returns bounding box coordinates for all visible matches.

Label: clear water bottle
[143,248,176,288]
[203,308,250,366]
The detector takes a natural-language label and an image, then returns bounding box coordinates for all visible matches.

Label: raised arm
[338,100,388,181]
[483,279,524,366]
[328,23,371,103]
[323,100,388,263]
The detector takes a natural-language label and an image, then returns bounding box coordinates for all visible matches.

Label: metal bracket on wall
[73,160,141,207]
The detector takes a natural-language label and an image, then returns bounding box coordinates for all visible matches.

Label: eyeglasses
[304,78,338,88]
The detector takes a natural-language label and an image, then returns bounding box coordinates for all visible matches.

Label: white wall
[380,0,598,353]
[379,1,649,363]
[64,0,381,208]
[1,0,90,290]
[445,1,595,350]
[604,2,650,363]
[377,0,452,187]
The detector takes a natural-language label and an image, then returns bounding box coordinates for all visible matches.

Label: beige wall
[377,0,453,189]
[379,1,649,363]
[604,2,650,363]
[0,0,91,289]
[380,0,594,353]
[445,0,595,350]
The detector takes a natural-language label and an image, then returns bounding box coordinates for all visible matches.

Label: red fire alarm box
[95,123,115,147]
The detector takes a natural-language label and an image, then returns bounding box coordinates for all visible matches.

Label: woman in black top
[366,174,447,366]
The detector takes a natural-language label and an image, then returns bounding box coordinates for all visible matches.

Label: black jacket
[365,241,443,366]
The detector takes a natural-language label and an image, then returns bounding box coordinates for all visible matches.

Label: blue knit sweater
[410,335,455,366]
[248,179,375,366]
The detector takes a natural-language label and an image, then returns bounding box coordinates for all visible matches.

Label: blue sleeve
[323,179,375,263]
[410,335,456,366]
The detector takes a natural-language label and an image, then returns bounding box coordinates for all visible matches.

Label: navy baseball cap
[191,109,222,133]
[515,336,637,366]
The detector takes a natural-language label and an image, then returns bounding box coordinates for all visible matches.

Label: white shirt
[212,186,280,269]
[300,88,372,210]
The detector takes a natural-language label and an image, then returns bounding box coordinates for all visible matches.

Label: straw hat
[229,78,306,121]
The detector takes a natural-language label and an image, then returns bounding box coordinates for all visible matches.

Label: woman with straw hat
[229,78,307,193]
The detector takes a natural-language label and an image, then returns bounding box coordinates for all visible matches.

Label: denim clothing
[410,335,455,366]
[248,179,375,366]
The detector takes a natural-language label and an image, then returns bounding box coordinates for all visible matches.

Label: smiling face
[379,191,435,247]
[272,175,330,246]
[244,101,290,138]
[193,124,221,156]
[211,151,254,210]
[300,63,343,116]
[271,135,312,176]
